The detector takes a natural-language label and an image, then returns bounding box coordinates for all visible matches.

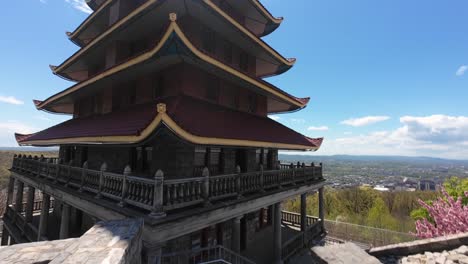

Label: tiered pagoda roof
[16,0,323,151]
[17,96,322,150]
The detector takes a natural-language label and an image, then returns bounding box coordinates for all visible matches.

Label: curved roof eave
[54,0,294,80]
[39,16,307,113]
[249,0,284,25]
[18,102,322,151]
[68,0,118,43]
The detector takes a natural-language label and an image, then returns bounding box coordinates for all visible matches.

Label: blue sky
[1,0,468,158]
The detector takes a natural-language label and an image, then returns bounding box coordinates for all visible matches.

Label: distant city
[279,154,468,191]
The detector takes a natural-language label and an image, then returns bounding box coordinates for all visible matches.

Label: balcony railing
[11,155,323,218]
[281,211,325,263]
[162,245,255,264]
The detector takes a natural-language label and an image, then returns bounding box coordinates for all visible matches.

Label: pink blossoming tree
[414,187,468,239]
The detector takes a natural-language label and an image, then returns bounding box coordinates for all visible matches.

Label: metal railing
[11,155,324,218]
[324,220,417,248]
[161,245,255,264]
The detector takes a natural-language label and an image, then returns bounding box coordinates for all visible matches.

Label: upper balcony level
[10,154,324,219]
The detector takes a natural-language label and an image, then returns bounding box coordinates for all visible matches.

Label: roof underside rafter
[37,16,309,114]
[60,0,293,81]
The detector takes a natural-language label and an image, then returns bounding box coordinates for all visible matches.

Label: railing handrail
[323,219,413,236]
[11,155,324,219]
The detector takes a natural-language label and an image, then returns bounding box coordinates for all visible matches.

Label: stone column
[300,193,307,232]
[25,186,35,223]
[273,202,283,264]
[6,177,15,206]
[319,187,325,227]
[14,181,24,212]
[37,193,51,241]
[59,203,71,239]
[0,226,9,246]
[232,216,242,253]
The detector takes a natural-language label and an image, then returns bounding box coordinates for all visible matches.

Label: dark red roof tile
[17,96,323,149]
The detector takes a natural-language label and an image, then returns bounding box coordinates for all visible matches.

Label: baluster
[203,167,211,206]
[235,165,243,198]
[54,159,61,183]
[180,182,185,202]
[96,163,107,198]
[118,165,131,207]
[79,161,88,192]
[172,183,178,204]
[259,165,265,193]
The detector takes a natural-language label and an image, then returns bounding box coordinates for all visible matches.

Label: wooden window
[135,146,152,174]
[255,149,262,166]
[224,42,233,64]
[112,86,122,111]
[94,94,103,114]
[239,52,249,72]
[202,27,216,53]
[194,147,207,167]
[206,75,220,102]
[153,76,165,99]
[248,94,257,113]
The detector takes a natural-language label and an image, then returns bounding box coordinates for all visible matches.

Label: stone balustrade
[10,155,324,219]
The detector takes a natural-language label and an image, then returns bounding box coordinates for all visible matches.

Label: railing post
[235,165,243,198]
[45,158,51,179]
[302,163,306,182]
[54,159,62,183]
[119,165,131,207]
[79,161,88,192]
[311,162,315,182]
[202,167,211,207]
[64,160,73,187]
[259,164,265,193]
[149,169,166,219]
[96,162,107,198]
[291,162,296,185]
[319,163,323,180]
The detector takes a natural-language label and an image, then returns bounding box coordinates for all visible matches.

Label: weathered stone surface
[311,242,381,264]
[369,232,468,258]
[0,219,143,264]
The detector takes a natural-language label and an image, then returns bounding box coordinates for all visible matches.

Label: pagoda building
[3,1,326,263]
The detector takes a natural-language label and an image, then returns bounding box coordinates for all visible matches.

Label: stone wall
[0,219,143,264]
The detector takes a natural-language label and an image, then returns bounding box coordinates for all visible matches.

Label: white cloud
[35,115,52,122]
[0,96,24,105]
[308,126,329,131]
[341,116,390,127]
[0,121,36,147]
[269,115,280,121]
[456,65,468,76]
[290,118,306,124]
[319,114,468,159]
[65,0,93,14]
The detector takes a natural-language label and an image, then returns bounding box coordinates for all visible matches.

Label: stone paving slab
[0,218,143,264]
[311,242,381,264]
